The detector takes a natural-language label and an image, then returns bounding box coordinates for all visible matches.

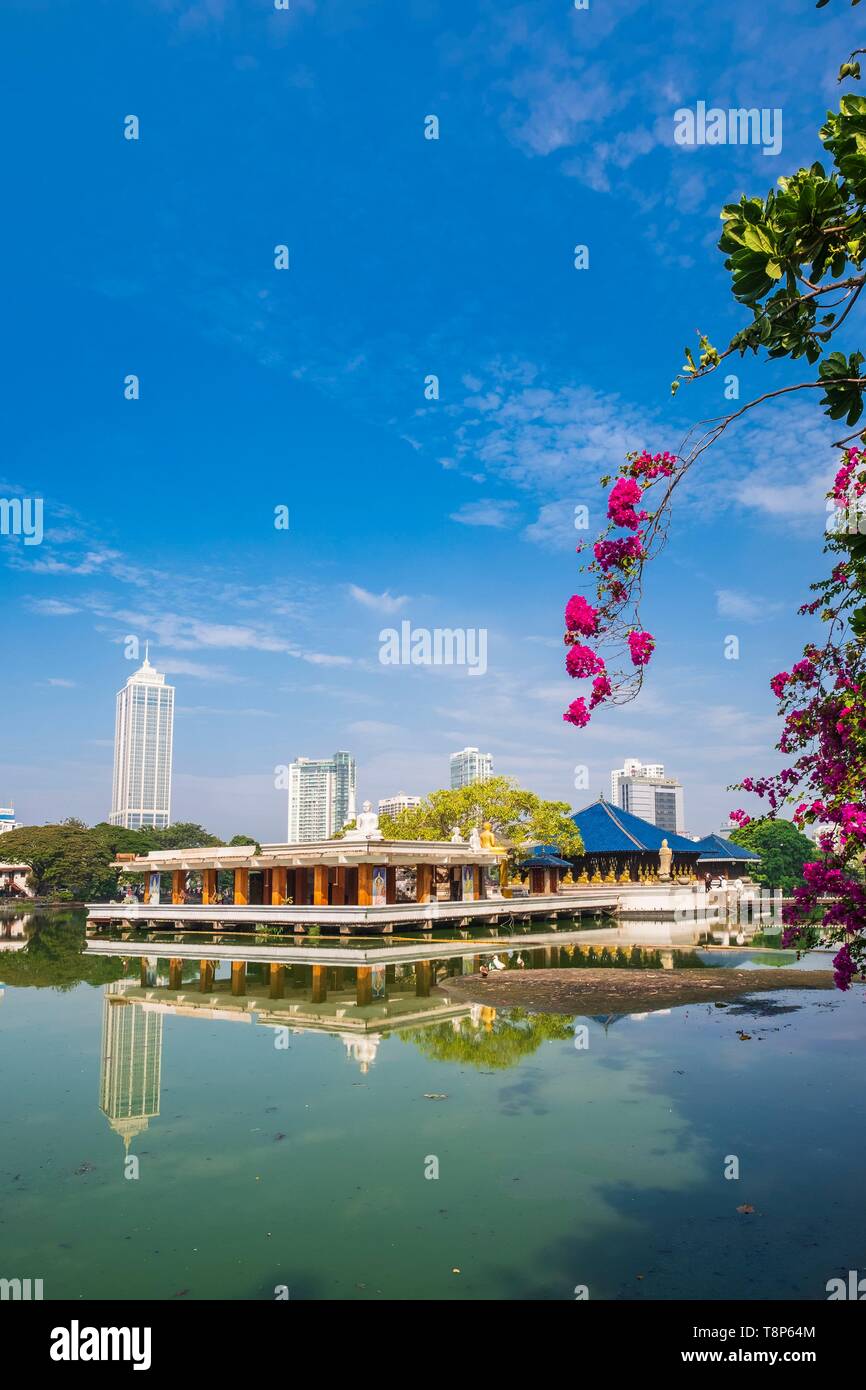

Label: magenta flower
[589,673,611,709]
[565,594,599,636]
[607,477,647,531]
[563,697,591,727]
[627,629,655,666]
[566,644,606,679]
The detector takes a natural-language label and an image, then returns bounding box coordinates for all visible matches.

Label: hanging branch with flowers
[562,23,866,988]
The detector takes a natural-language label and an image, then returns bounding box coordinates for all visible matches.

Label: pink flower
[729,809,751,827]
[607,477,647,531]
[565,594,599,636]
[593,535,643,573]
[589,673,611,709]
[770,671,789,698]
[563,697,590,727]
[627,629,655,666]
[566,644,606,679]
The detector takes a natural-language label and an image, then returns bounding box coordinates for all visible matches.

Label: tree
[380,777,584,860]
[560,6,866,988]
[729,819,818,893]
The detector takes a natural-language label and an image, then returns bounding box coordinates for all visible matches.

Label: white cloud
[348,584,409,614]
[450,499,520,528]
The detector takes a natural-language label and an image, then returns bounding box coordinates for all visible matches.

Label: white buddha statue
[468,826,482,852]
[345,800,384,841]
[449,825,464,844]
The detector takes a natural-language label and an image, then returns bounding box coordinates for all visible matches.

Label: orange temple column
[169,958,183,990]
[231,961,246,996]
[271,866,288,905]
[202,869,217,905]
[171,870,186,905]
[233,868,249,905]
[199,960,215,992]
[415,960,433,997]
[313,865,329,907]
[269,963,285,999]
[311,965,327,1002]
[356,966,372,1006]
[357,864,373,906]
[415,864,433,903]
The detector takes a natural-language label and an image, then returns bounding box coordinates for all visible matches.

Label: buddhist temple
[566,797,702,882]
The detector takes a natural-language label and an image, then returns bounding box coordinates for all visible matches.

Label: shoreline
[436,967,845,1015]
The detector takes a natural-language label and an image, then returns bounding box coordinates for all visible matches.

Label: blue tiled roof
[693,833,761,862]
[518,852,573,869]
[570,798,701,855]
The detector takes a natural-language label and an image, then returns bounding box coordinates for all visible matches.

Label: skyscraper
[109,649,175,830]
[99,983,163,1152]
[378,792,421,818]
[610,758,685,834]
[287,751,356,842]
[450,746,493,790]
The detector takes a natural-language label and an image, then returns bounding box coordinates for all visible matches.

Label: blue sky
[0,0,856,840]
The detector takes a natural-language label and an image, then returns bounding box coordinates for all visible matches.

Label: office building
[109,650,174,830]
[610,758,685,835]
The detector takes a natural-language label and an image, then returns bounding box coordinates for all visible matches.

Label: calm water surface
[1,909,863,1301]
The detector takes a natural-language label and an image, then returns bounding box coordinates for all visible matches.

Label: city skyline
[0,0,836,843]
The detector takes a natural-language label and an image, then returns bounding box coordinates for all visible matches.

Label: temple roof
[570,798,700,855]
[693,833,761,862]
[518,852,573,869]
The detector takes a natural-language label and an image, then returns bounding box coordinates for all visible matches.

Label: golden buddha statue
[479,821,498,850]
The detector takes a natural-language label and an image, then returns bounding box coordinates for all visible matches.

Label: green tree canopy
[378,776,584,858]
[729,819,817,892]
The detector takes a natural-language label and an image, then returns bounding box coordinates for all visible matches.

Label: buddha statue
[344,800,384,842]
[449,825,464,844]
[479,822,498,850]
[658,838,672,881]
[468,826,482,852]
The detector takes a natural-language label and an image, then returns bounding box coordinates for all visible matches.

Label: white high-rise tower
[286,751,356,842]
[109,649,175,830]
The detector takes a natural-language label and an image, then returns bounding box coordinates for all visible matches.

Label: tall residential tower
[109,651,175,830]
[449,747,493,790]
[287,751,356,842]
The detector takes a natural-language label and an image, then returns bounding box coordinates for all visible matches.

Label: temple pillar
[385,866,397,904]
[415,959,433,997]
[311,965,327,1003]
[231,961,246,996]
[262,868,273,906]
[171,870,186,905]
[358,864,373,906]
[356,966,372,1006]
[233,868,249,906]
[199,959,215,993]
[473,866,481,901]
[169,958,183,990]
[269,963,285,999]
[416,864,433,903]
[293,867,310,906]
[313,865,329,907]
[202,868,217,905]
[271,866,288,905]
[332,867,346,905]
[140,957,148,987]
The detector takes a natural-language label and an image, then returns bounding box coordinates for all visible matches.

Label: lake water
[1,909,863,1301]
